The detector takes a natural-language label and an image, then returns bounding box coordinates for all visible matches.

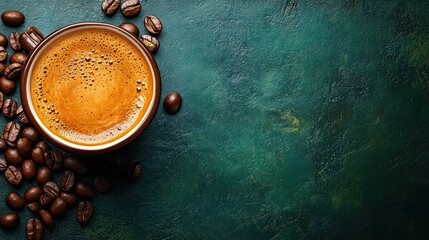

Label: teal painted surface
[1,0,429,239]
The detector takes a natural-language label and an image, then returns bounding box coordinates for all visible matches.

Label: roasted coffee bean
[144,15,163,35]
[22,159,37,181]
[0,46,7,62]
[5,166,21,186]
[60,192,77,207]
[102,0,120,16]
[0,139,6,152]
[121,0,141,18]
[49,197,67,219]
[75,181,94,199]
[22,127,40,143]
[9,52,27,65]
[38,194,53,208]
[94,176,110,194]
[5,191,25,211]
[0,158,7,171]
[164,92,182,115]
[43,181,60,199]
[3,121,20,143]
[0,33,7,48]
[2,98,18,117]
[140,34,160,53]
[0,76,16,95]
[19,27,44,54]
[1,11,25,27]
[0,63,6,76]
[0,212,19,230]
[4,63,22,79]
[44,150,63,171]
[31,147,45,166]
[26,218,43,240]
[119,22,139,37]
[63,156,88,174]
[128,160,142,180]
[36,167,52,185]
[5,148,22,166]
[35,140,50,152]
[38,209,54,228]
[27,203,40,213]
[16,105,29,125]
[17,137,32,158]
[9,32,21,51]
[24,185,44,203]
[77,200,93,224]
[60,170,75,192]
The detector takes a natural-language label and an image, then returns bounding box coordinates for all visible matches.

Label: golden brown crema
[30,28,153,146]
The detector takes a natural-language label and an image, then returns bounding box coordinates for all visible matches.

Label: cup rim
[20,22,161,154]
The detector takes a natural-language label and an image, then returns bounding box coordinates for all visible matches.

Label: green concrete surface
[1,0,429,239]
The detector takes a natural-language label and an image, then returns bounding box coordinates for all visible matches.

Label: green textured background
[1,0,429,239]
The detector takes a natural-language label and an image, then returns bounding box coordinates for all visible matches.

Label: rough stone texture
[1,0,429,239]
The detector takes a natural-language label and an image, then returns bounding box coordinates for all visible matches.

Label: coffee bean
[35,140,50,152]
[63,156,88,174]
[4,166,21,186]
[38,209,55,228]
[3,121,20,144]
[9,52,27,65]
[75,181,94,199]
[121,0,141,18]
[2,98,18,117]
[77,200,93,224]
[101,0,120,16]
[0,158,7,172]
[94,176,110,194]
[0,212,19,230]
[36,167,52,185]
[17,137,32,158]
[1,11,25,27]
[144,15,163,35]
[128,160,142,180]
[27,203,40,213]
[38,195,53,208]
[5,191,24,211]
[4,63,22,79]
[140,34,160,53]
[22,127,40,143]
[22,159,37,181]
[31,147,45,166]
[49,197,67,219]
[16,105,29,125]
[0,76,16,95]
[5,148,22,166]
[26,218,43,240]
[0,139,6,152]
[0,46,7,62]
[0,63,6,76]
[44,150,63,171]
[24,186,44,203]
[0,33,7,48]
[60,192,77,207]
[119,22,139,37]
[43,181,60,199]
[163,92,182,115]
[9,32,21,51]
[60,170,75,192]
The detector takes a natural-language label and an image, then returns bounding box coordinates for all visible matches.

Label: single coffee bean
[22,127,40,143]
[5,148,23,166]
[1,11,25,27]
[63,156,88,174]
[5,191,25,211]
[0,212,19,230]
[4,63,22,80]
[9,52,27,65]
[35,140,50,152]
[2,98,18,117]
[0,46,7,62]
[44,150,63,171]
[16,105,29,125]
[0,158,7,172]
[0,139,6,152]
[0,76,16,95]
[43,181,60,199]
[144,15,163,35]
[128,160,142,180]
[121,0,141,18]
[19,27,44,54]
[102,0,120,16]
[77,200,93,224]
[49,197,67,219]
[74,181,94,199]
[22,159,37,181]
[60,192,77,207]
[0,63,6,76]
[31,147,45,166]
[140,34,160,53]
[3,121,20,143]
[36,167,52,185]
[164,92,182,115]
[38,194,53,208]
[60,170,75,192]
[26,218,43,240]
[9,32,21,51]
[17,137,32,158]
[24,185,44,203]
[38,209,54,229]
[94,176,111,194]
[4,166,21,186]
[27,203,40,213]
[0,33,7,48]
[119,22,139,37]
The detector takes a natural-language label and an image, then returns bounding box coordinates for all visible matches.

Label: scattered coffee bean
[17,137,32,158]
[144,15,163,35]
[94,176,111,194]
[5,191,25,211]
[44,150,63,171]
[22,159,37,181]
[9,32,21,51]
[121,0,141,18]
[9,52,27,65]
[36,167,52,185]
[4,63,22,79]
[0,33,7,48]
[26,218,43,240]
[24,186,44,203]
[1,10,25,27]
[63,156,88,174]
[0,76,16,95]
[4,166,21,186]
[2,98,18,117]
[0,212,19,230]
[27,203,40,213]
[38,195,53,208]
[60,170,75,192]
[60,192,77,207]
[101,0,121,16]
[0,139,6,152]
[128,160,142,180]
[38,209,55,229]
[140,34,160,53]
[0,63,6,76]
[35,140,50,152]
[22,127,40,143]
[43,181,60,199]
[77,200,93,224]
[164,92,182,114]
[3,121,20,144]
[0,158,7,172]
[0,46,7,62]
[119,22,139,37]
[31,147,45,166]
[75,181,94,199]
[49,197,67,219]
[16,105,29,125]
[5,148,23,166]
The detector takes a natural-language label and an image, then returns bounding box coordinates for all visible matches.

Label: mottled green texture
[1,0,429,239]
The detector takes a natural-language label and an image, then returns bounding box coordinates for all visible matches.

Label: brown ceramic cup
[21,22,161,154]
